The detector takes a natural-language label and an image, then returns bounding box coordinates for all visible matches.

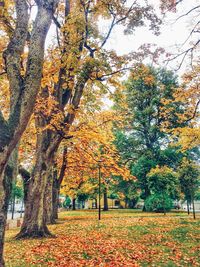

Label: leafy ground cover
[5,210,200,267]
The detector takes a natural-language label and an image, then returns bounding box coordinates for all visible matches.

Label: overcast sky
[104,1,200,74]
[44,0,200,77]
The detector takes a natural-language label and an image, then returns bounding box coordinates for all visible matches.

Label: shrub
[145,193,173,212]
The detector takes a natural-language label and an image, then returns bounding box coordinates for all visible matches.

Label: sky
[43,0,200,79]
[102,0,200,75]
[46,0,200,78]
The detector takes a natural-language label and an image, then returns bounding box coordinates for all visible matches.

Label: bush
[144,193,173,213]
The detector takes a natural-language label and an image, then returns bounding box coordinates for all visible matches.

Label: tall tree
[17,0,161,238]
[114,65,180,203]
[0,0,59,265]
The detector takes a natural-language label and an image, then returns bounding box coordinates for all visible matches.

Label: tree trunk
[103,188,108,211]
[95,198,97,209]
[191,194,196,220]
[51,147,68,222]
[187,200,190,215]
[16,158,52,239]
[51,177,60,221]
[125,199,128,209]
[44,170,53,224]
[72,198,76,210]
[142,188,151,212]
[11,195,15,220]
[163,198,166,215]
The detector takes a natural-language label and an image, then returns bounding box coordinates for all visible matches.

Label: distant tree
[178,158,200,219]
[114,65,181,206]
[145,193,173,213]
[10,183,23,220]
[110,176,139,209]
[146,165,178,214]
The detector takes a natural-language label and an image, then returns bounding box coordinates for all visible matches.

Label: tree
[110,176,139,208]
[161,67,200,151]
[16,0,162,239]
[60,109,132,212]
[10,182,23,220]
[146,165,178,214]
[114,65,180,204]
[0,1,59,264]
[178,158,200,219]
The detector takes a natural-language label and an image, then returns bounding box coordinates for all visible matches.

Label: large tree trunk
[16,112,55,239]
[16,157,53,239]
[103,188,108,211]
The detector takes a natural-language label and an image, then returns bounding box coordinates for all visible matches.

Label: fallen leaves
[4,210,200,266]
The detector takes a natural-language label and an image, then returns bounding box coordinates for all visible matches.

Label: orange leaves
[5,211,200,267]
[59,109,132,197]
[161,66,200,150]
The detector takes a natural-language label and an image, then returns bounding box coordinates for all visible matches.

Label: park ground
[5,210,200,267]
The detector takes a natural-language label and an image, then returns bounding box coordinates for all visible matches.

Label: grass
[4,209,200,266]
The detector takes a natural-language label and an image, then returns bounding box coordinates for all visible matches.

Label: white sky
[44,0,200,77]
[103,0,200,74]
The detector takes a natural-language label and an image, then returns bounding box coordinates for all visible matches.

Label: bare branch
[175,5,200,22]
[53,15,61,28]
[167,39,200,70]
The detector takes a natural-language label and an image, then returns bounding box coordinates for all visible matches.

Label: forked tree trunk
[16,158,52,239]
[103,188,108,211]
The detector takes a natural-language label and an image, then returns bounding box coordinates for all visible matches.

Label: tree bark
[44,169,53,224]
[16,157,53,239]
